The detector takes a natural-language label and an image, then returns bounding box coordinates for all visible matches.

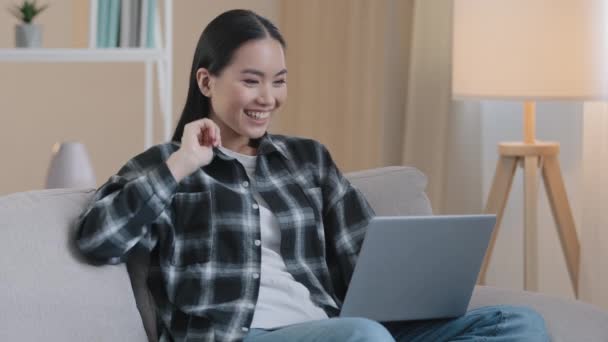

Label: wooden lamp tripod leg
[542,155,580,297]
[479,155,518,285]
[524,155,540,292]
[479,149,580,297]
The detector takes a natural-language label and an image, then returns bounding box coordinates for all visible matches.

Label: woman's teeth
[245,111,270,120]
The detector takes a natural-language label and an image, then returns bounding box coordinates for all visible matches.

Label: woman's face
[198,38,287,150]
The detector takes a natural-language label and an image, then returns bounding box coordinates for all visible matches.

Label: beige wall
[0,0,280,195]
[0,0,411,195]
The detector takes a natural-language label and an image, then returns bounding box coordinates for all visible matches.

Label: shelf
[0,48,165,63]
[0,0,173,148]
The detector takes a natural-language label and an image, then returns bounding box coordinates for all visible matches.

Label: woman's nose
[256,85,275,106]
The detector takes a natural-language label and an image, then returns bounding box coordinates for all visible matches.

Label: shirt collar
[213,133,287,161]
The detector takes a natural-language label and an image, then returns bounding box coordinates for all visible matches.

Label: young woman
[76,9,549,342]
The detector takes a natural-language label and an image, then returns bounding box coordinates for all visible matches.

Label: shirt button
[242,327,249,332]
[254,239,261,246]
[252,203,259,210]
[252,273,260,279]
[242,181,249,188]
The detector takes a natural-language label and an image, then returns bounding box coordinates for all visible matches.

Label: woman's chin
[243,124,270,138]
[248,129,267,139]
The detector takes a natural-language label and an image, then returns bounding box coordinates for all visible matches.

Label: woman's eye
[244,79,259,85]
[274,79,287,85]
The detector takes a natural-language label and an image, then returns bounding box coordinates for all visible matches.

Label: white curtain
[402,0,482,214]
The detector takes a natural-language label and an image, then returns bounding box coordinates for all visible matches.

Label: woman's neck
[208,115,257,156]
[222,138,257,156]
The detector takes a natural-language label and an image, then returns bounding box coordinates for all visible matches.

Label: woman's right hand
[167,118,221,182]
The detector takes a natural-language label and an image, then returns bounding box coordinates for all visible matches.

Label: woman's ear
[196,68,213,97]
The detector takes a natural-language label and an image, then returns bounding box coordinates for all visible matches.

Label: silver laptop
[339,215,496,322]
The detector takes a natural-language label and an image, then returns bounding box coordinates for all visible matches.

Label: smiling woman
[74,8,549,342]
[193,38,288,155]
[172,9,287,155]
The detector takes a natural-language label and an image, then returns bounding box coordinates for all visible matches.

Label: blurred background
[0,0,606,311]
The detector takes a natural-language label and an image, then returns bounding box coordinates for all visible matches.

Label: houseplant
[8,1,49,48]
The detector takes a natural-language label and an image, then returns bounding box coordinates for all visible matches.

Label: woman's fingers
[214,125,221,147]
[201,119,221,147]
[205,121,217,146]
[184,118,221,147]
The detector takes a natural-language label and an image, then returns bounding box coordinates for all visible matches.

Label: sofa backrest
[346,166,432,216]
[0,188,148,342]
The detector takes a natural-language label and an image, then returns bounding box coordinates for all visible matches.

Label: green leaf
[7,0,48,23]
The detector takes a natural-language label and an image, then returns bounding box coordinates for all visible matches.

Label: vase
[15,23,42,48]
[45,142,96,189]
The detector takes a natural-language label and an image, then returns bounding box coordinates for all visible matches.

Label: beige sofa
[1,166,607,341]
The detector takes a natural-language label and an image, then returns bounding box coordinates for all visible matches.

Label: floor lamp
[452,0,608,298]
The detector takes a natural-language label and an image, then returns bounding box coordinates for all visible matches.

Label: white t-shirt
[218,147,330,329]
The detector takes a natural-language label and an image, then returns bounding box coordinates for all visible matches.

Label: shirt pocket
[303,186,327,250]
[304,186,324,218]
[169,191,214,266]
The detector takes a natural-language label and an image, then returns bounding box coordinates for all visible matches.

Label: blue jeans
[243,305,549,341]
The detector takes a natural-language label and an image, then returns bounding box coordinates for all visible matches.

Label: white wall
[580,103,608,310]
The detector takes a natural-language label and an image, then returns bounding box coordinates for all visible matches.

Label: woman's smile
[244,110,271,121]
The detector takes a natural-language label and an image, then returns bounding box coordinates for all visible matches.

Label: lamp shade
[45,142,96,189]
[452,0,608,100]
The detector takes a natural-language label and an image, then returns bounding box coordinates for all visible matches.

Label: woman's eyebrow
[241,69,288,77]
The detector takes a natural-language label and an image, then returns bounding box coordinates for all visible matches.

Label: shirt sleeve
[320,145,375,302]
[75,145,178,264]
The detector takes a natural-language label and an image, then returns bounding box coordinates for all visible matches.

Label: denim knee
[504,306,546,325]
[496,305,549,341]
[339,317,395,342]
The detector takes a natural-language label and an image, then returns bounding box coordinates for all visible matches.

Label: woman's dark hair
[171,9,286,142]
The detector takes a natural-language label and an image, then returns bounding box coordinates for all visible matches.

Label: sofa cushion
[346,166,433,216]
[470,285,608,342]
[0,188,148,342]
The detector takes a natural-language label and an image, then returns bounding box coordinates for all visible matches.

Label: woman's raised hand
[167,118,221,182]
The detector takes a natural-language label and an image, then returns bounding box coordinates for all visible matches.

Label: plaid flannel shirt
[75,133,375,342]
